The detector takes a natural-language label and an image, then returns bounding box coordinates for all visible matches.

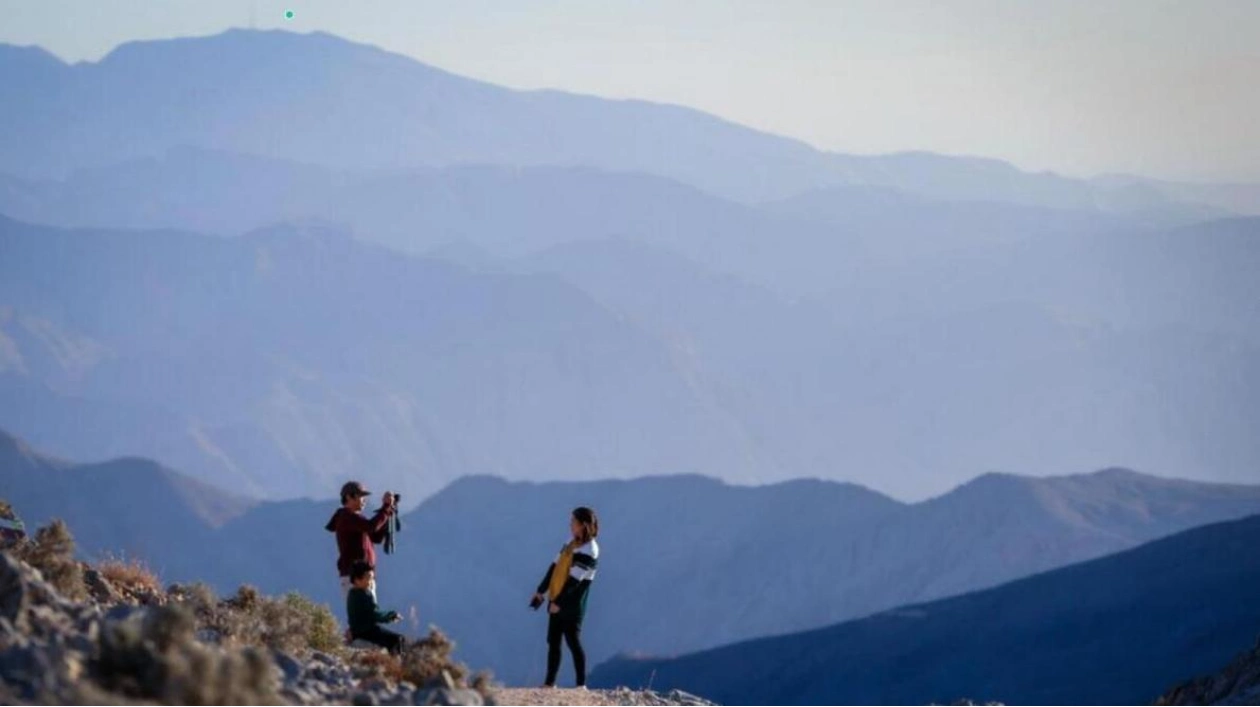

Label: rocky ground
[493,687,712,706]
[0,531,713,706]
[1158,638,1260,706]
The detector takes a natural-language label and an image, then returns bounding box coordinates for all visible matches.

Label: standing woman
[531,506,600,689]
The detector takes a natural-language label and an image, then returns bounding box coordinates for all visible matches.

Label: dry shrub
[348,627,490,696]
[253,591,343,654]
[168,581,219,614]
[181,583,344,656]
[400,627,470,688]
[229,584,262,612]
[11,518,86,601]
[281,591,344,654]
[93,603,278,705]
[167,581,222,642]
[469,671,493,694]
[351,649,404,682]
[98,555,162,596]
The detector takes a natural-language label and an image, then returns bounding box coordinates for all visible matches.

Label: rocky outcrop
[1158,638,1260,706]
[1,548,717,706]
[1,551,275,704]
[0,552,485,705]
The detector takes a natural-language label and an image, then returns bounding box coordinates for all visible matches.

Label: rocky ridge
[0,511,713,706]
[1158,638,1260,706]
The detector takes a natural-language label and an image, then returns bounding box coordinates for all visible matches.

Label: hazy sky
[2,0,1257,182]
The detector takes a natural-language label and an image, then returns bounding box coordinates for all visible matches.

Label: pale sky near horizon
[2,0,1257,182]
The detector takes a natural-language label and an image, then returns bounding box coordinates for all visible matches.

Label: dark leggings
[355,626,406,655]
[545,615,586,687]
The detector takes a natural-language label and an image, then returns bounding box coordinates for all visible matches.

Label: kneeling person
[346,560,405,654]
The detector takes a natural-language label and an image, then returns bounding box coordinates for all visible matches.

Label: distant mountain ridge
[0,29,1245,215]
[0,428,255,579]
[6,428,1260,685]
[4,211,1260,502]
[590,512,1260,705]
[0,214,772,500]
[0,148,1141,299]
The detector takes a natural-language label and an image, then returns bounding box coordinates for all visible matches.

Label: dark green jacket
[346,587,395,636]
[535,540,599,624]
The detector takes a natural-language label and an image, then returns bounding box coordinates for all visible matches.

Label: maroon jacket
[325,505,393,577]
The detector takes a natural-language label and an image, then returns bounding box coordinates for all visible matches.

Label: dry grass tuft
[98,555,163,596]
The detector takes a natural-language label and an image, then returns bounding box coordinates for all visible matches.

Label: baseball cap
[340,481,372,501]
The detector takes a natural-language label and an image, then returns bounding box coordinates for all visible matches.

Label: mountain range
[0,144,1152,299]
[3,29,1260,501]
[6,428,1260,685]
[4,29,1252,216]
[0,214,770,501]
[3,211,1259,502]
[590,512,1260,705]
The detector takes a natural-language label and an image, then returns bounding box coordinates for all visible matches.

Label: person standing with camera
[325,480,396,599]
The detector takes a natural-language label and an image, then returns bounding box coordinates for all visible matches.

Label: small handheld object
[383,491,402,555]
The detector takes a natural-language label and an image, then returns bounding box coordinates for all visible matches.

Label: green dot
[284,10,295,20]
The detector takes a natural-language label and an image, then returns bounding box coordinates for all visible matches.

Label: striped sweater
[536,539,600,623]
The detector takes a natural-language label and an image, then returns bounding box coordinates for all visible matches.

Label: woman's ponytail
[572,506,599,544]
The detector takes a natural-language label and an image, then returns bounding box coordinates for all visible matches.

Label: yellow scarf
[548,541,578,601]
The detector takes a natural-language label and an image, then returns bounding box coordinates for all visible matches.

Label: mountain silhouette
[591,512,1260,705]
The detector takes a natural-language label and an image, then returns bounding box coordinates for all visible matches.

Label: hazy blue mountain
[0,29,1231,215]
[765,184,1126,252]
[519,237,802,370]
[1092,173,1260,217]
[506,216,1260,499]
[814,216,1260,345]
[0,148,1139,299]
[0,215,769,500]
[0,147,353,237]
[0,428,254,578]
[590,513,1260,705]
[739,301,1260,499]
[5,209,1260,502]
